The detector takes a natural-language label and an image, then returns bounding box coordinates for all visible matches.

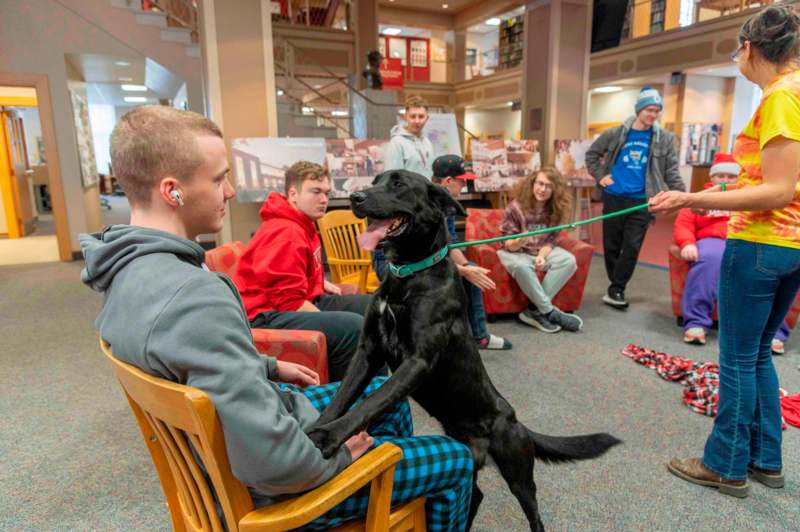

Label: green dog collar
[387,245,450,278]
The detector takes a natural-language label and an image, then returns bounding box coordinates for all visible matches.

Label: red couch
[464,208,594,315]
[668,244,800,329]
[205,241,330,384]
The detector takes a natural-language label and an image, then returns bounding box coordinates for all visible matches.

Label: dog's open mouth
[358,216,408,251]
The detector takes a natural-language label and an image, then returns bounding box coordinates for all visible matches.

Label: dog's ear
[428,183,467,216]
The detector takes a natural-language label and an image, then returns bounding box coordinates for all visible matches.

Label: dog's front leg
[307,356,430,458]
[311,317,386,428]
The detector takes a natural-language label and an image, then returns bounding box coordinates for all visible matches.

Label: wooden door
[1,110,33,237]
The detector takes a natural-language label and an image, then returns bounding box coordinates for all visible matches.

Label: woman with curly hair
[651,4,800,497]
[497,166,582,333]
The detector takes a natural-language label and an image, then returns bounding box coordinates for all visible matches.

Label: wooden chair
[101,339,426,531]
[317,210,380,294]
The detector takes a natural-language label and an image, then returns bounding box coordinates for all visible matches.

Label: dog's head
[351,170,465,262]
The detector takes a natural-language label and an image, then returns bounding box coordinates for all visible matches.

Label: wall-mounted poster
[69,90,98,188]
[681,123,722,166]
[554,139,595,186]
[231,137,326,203]
[397,113,462,159]
[326,139,388,198]
[472,139,540,192]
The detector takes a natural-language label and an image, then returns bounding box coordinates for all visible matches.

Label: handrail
[276,37,479,140]
[277,87,352,137]
[147,0,198,41]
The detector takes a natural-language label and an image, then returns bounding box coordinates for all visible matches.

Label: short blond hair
[284,161,328,194]
[404,95,429,112]
[110,105,223,206]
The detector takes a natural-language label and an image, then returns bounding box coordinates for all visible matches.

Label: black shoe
[547,308,583,332]
[602,288,629,309]
[518,309,561,333]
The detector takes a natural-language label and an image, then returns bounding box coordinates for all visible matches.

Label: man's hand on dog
[276,360,320,386]
[344,431,373,462]
[458,264,496,291]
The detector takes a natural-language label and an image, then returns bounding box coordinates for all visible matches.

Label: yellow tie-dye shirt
[728,70,800,249]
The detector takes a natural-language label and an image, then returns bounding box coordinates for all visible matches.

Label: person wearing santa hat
[673,152,791,352]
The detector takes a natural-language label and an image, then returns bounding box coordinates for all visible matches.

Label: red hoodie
[673,185,730,248]
[235,192,324,318]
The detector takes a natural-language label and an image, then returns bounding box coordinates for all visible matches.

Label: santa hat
[710,153,740,176]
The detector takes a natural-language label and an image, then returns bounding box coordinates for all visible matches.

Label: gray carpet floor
[1,258,799,531]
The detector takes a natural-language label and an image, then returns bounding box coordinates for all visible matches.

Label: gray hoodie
[384,124,434,178]
[80,225,350,504]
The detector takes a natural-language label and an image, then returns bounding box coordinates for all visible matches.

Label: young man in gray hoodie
[80,106,473,530]
[384,95,434,179]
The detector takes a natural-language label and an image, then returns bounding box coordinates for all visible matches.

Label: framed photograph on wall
[231,137,326,203]
[69,90,98,188]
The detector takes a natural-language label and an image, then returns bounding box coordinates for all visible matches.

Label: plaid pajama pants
[279,377,474,531]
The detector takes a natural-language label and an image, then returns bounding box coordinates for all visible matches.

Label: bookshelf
[498,15,524,71]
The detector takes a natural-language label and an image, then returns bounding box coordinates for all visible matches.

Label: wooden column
[521,0,592,164]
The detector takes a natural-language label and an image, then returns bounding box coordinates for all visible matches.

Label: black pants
[602,192,653,293]
[251,294,371,382]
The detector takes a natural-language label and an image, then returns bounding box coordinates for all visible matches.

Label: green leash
[388,202,652,278]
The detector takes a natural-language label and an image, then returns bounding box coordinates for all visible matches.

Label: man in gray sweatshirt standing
[80,106,473,530]
[586,87,685,309]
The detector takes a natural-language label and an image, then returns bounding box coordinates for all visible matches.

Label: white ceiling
[65,53,185,107]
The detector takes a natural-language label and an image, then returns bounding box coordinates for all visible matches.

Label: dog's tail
[528,430,621,463]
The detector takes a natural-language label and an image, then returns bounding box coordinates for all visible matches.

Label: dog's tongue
[358,219,394,251]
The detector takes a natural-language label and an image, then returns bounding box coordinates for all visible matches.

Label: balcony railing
[271,0,350,30]
[142,0,199,42]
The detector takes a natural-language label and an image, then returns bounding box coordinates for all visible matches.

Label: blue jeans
[702,239,800,480]
[373,252,489,341]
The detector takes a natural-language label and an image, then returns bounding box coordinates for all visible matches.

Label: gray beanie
[635,86,663,114]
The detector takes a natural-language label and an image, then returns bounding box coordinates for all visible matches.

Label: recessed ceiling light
[277,89,284,96]
[485,18,501,26]
[507,101,514,106]
[115,61,131,66]
[121,84,147,92]
[331,110,349,117]
[398,109,406,115]
[383,27,402,36]
[592,85,623,93]
[118,77,133,82]
[124,96,147,103]
[442,3,449,8]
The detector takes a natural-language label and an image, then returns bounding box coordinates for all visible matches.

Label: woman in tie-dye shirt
[651,5,800,497]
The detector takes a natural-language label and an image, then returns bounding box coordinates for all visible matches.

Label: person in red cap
[674,152,791,351]
[430,154,512,350]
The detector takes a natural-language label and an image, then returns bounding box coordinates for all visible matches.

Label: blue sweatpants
[279,377,474,531]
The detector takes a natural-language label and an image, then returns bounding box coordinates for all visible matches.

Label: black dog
[307,170,621,531]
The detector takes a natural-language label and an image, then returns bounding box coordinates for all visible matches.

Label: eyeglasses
[731,41,749,62]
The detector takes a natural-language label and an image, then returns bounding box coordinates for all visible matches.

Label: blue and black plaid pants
[279,377,474,531]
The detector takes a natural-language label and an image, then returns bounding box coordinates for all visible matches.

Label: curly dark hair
[511,166,572,226]
[740,4,800,65]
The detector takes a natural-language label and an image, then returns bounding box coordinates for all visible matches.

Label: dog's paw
[306,425,342,459]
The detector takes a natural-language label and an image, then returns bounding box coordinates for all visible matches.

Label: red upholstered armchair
[464,208,594,315]
[205,241,330,384]
[668,244,800,329]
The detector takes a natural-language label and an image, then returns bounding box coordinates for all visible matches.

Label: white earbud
[170,190,184,206]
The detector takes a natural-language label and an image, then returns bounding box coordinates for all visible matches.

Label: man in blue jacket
[80,105,473,530]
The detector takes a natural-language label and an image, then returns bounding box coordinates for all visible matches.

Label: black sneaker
[602,288,629,309]
[547,308,583,332]
[518,309,561,333]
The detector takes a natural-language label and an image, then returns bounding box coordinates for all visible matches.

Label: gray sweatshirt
[80,226,350,504]
[384,124,434,178]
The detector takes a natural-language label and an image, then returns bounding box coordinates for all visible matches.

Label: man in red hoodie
[235,161,371,380]
[674,153,790,352]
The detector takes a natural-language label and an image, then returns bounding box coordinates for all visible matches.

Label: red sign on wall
[380,58,404,91]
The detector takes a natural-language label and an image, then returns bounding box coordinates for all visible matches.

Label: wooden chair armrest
[327,258,372,266]
[238,443,403,531]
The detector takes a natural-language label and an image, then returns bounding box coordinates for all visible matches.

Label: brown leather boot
[667,457,749,498]
[748,465,784,488]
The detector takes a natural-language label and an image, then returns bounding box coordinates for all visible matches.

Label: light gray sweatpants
[497,247,577,314]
